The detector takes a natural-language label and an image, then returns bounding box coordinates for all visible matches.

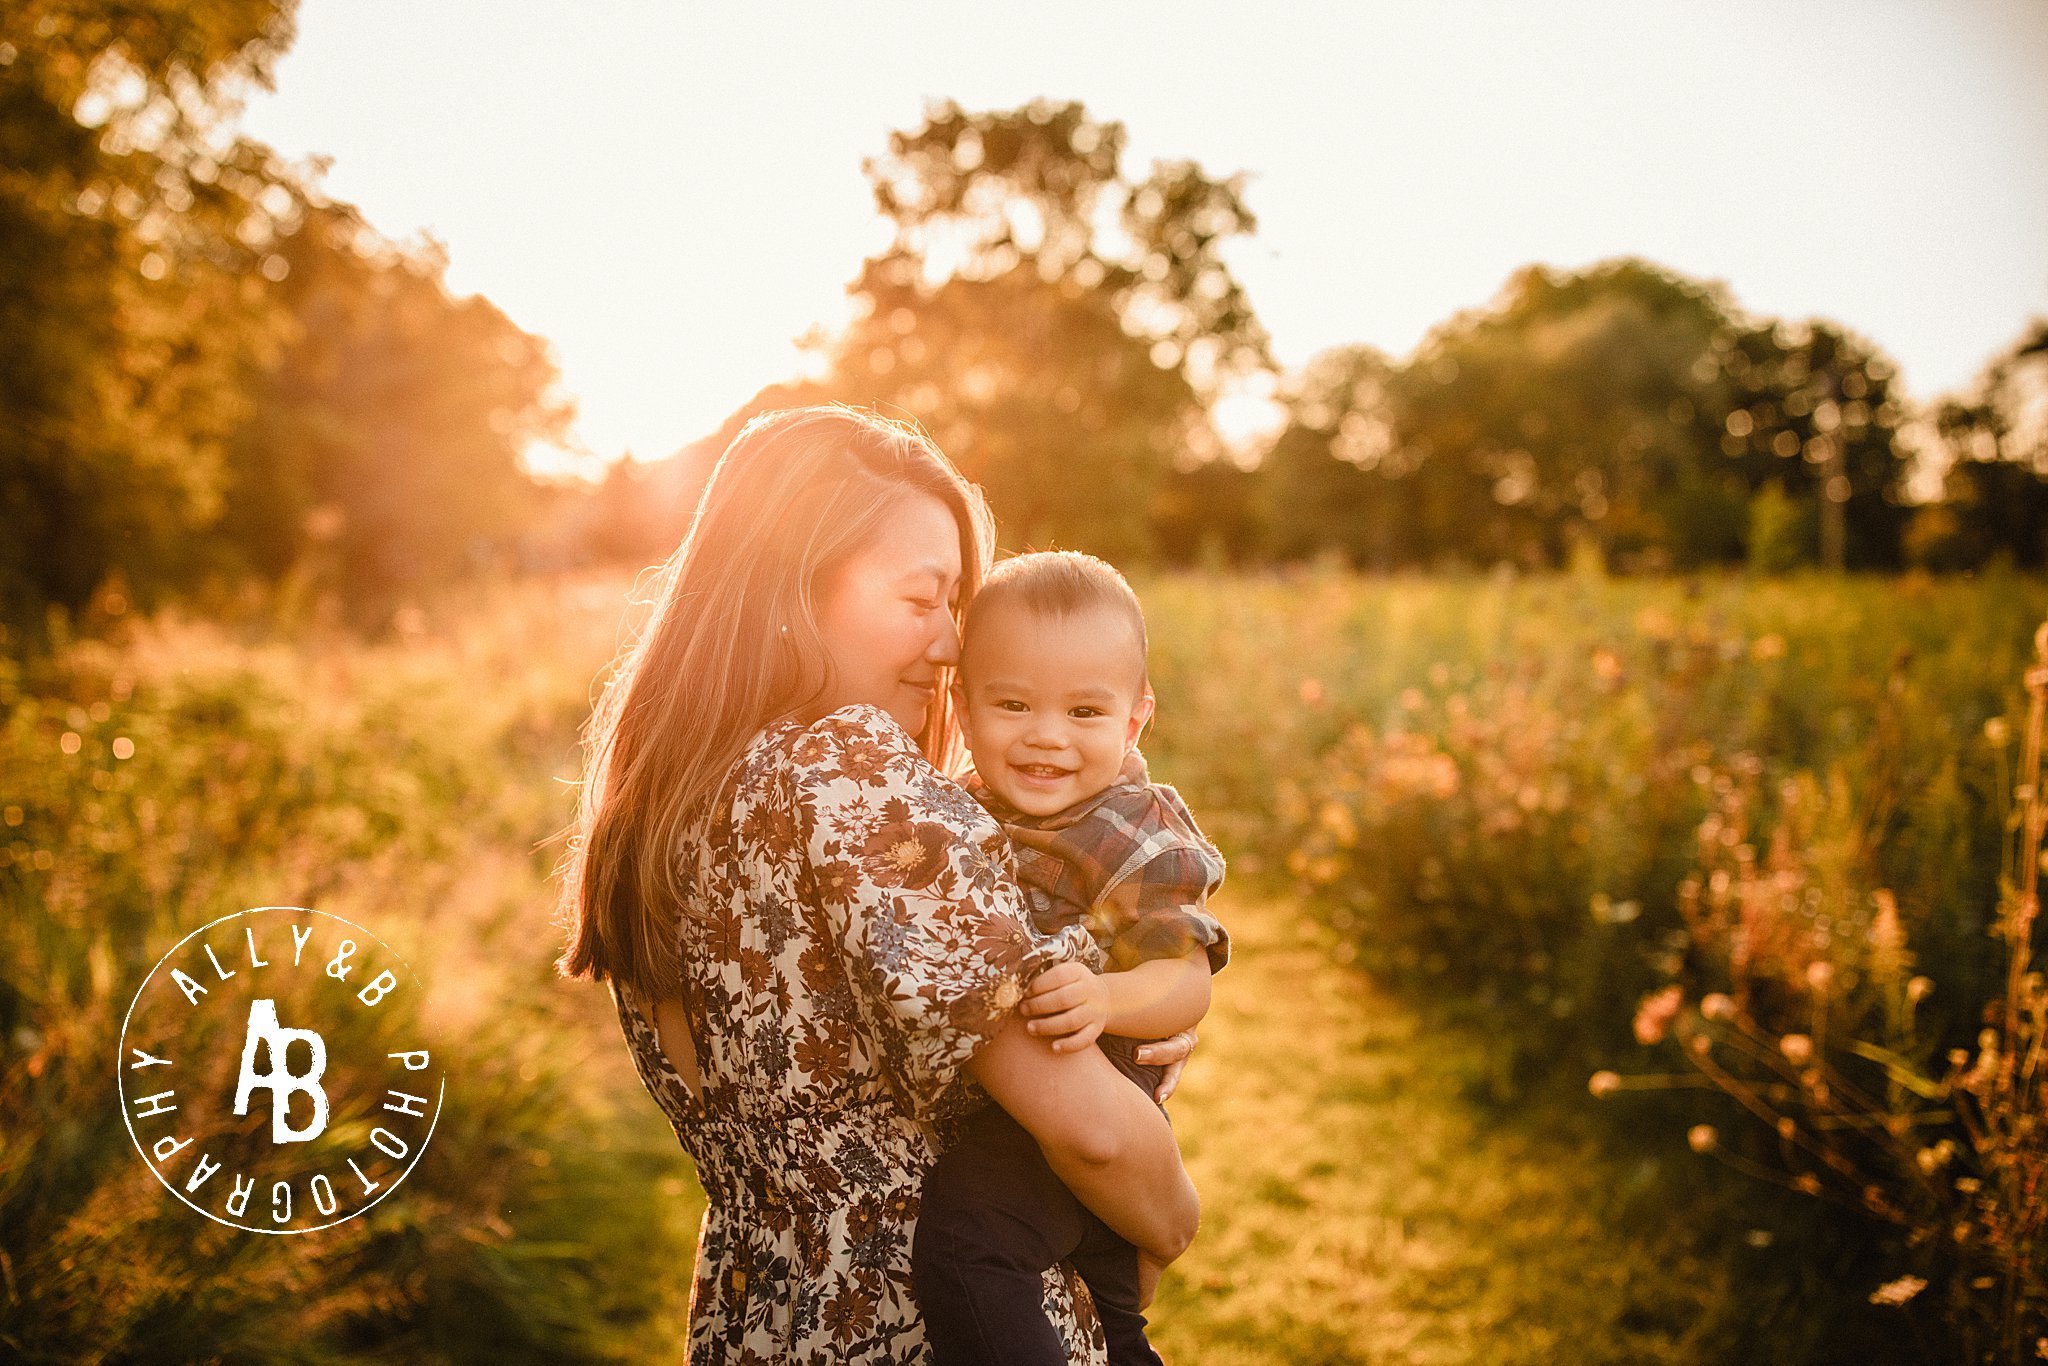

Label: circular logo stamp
[118,907,445,1234]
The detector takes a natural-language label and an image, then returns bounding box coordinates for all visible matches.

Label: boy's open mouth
[1011,763,1074,781]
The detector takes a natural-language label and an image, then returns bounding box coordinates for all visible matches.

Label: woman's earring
[778,623,790,638]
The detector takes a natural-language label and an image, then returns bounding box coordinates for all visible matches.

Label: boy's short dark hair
[960,551,1148,690]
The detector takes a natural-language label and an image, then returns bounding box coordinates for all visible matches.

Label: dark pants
[912,1035,1166,1366]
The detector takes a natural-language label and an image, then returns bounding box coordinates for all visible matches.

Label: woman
[557,405,1200,1364]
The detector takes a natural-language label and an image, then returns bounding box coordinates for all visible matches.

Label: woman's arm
[966,1013,1200,1262]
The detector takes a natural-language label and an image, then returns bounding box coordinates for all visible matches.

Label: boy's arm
[1102,949,1211,1039]
[1020,948,1212,1049]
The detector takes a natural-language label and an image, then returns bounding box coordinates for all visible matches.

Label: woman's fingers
[1138,1030,1197,1102]
[1132,1029,1197,1065]
[1153,1055,1188,1104]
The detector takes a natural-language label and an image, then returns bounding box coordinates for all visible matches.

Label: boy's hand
[1020,962,1111,1052]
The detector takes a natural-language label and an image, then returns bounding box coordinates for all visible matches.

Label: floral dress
[612,702,1109,1364]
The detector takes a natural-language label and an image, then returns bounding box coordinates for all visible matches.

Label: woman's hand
[1020,962,1111,1052]
[1133,1029,1198,1104]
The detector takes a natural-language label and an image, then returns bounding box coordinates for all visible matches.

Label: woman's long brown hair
[555,405,994,1001]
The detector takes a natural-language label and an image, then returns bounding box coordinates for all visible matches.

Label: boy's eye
[1069,707,1104,719]
[995,699,1028,712]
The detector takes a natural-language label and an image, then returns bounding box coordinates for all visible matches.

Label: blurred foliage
[222,200,571,610]
[806,97,1271,562]
[1605,636,2048,1362]
[1,1,570,643]
[1919,321,2048,572]
[7,564,2048,1360]
[1269,262,1913,572]
[0,0,298,630]
[0,578,698,1361]
[1131,568,2047,1361]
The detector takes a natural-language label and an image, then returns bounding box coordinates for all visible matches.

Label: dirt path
[1149,894,1729,1365]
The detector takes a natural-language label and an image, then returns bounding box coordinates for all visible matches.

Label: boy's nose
[1023,719,1066,748]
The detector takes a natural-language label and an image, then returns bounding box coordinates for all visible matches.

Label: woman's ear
[1127,688,1156,749]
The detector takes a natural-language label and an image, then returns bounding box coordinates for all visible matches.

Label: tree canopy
[811,98,1270,560]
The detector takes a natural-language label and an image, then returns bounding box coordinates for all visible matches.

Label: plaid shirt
[965,751,1229,976]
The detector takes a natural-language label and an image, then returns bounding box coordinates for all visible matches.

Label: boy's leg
[1069,1215,1166,1366]
[913,1103,1089,1366]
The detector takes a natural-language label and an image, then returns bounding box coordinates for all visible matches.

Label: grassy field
[3,567,2042,1361]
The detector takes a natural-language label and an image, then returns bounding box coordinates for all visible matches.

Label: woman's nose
[925,612,960,666]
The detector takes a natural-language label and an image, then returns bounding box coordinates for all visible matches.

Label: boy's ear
[950,681,973,741]
[1127,688,1156,749]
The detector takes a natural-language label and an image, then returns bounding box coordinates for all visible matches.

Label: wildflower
[1869,890,1909,984]
[1688,1124,1717,1153]
[1299,678,1325,706]
[1587,1070,1622,1098]
[1805,961,1834,991]
[1794,1173,1823,1195]
[1779,1033,1813,1065]
[1634,985,1684,1045]
[1906,976,1934,1006]
[1984,716,2011,747]
[1700,992,1736,1021]
[1777,1117,1796,1140]
[1915,1140,1957,1174]
[1750,634,1787,662]
[1868,1275,1926,1307]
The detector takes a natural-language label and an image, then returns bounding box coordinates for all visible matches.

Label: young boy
[912,551,1229,1366]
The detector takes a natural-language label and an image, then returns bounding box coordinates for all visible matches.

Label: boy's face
[956,603,1155,818]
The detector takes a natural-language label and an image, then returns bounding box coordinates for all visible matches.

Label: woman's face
[811,493,964,735]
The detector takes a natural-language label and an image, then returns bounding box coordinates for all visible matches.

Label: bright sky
[238,0,2048,476]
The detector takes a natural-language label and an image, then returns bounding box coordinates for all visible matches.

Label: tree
[1257,259,1913,571]
[1258,345,1407,566]
[0,1,300,633]
[220,202,573,609]
[1710,317,1912,570]
[1921,320,2048,570]
[812,99,1270,561]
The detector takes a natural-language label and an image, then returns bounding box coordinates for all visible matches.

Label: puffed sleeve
[1097,843,1231,976]
[785,705,1094,1119]
[1083,782,1230,975]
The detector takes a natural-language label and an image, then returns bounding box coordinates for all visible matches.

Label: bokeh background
[4,1,2048,1361]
